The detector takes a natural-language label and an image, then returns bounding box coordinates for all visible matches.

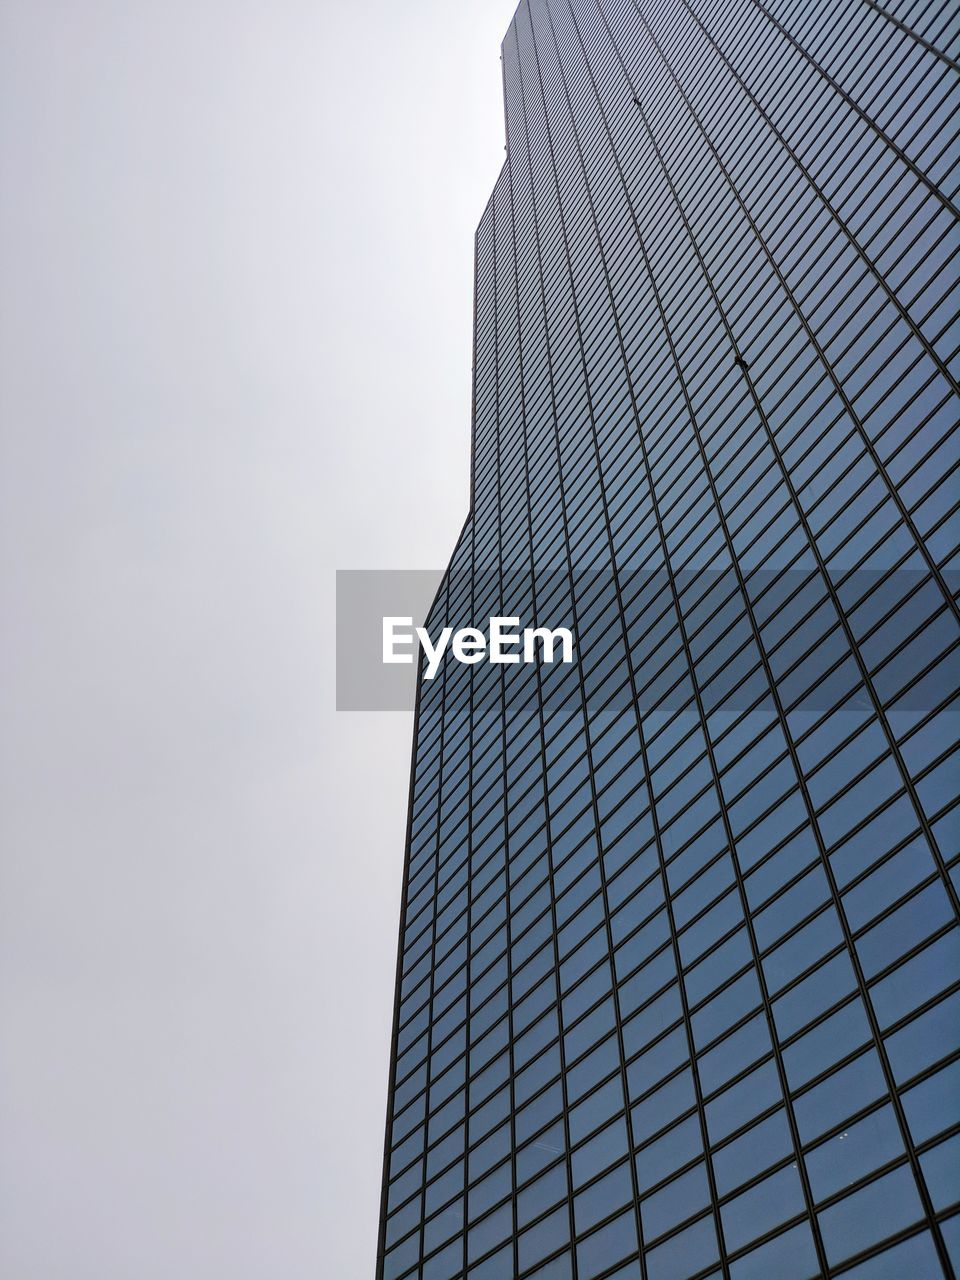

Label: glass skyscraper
[377,1,959,1277]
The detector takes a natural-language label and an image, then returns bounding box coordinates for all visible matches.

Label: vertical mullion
[504,27,584,1277]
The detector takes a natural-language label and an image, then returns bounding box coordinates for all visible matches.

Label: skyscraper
[377,2,960,1277]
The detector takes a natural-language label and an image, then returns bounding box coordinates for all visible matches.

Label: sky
[0,2,517,1276]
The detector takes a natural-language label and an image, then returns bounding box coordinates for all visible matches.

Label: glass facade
[377,2,959,1278]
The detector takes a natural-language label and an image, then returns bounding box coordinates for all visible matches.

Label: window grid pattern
[377,1,960,1278]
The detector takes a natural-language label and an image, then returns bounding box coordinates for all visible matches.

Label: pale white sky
[0,3,516,1276]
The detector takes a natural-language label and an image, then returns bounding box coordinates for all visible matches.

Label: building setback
[377,2,960,1278]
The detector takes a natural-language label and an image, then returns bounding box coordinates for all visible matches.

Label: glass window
[940,1211,960,1273]
[754,863,831,950]
[884,988,960,1084]
[840,835,934,931]
[712,1108,794,1198]
[386,1196,423,1249]
[644,1214,719,1280]
[640,1160,711,1241]
[919,1132,960,1213]
[516,1082,563,1147]
[518,1163,567,1229]
[523,1252,573,1280]
[517,1120,565,1187]
[902,1058,960,1146]
[572,1115,630,1188]
[794,1049,888,1145]
[697,1012,771,1096]
[720,1161,806,1254]
[469,1122,510,1182]
[518,1205,569,1275]
[691,970,763,1052]
[564,997,616,1064]
[705,1057,782,1144]
[388,1158,423,1216]
[631,1068,696,1147]
[569,1077,624,1146]
[869,928,960,1029]
[563,963,616,1026]
[573,1160,633,1236]
[567,1034,620,1103]
[626,1025,688,1098]
[773,947,857,1040]
[817,1165,925,1268]
[469,1241,513,1280]
[683,927,752,1005]
[635,1115,704,1195]
[575,1208,638,1280]
[763,905,844,994]
[427,1166,464,1227]
[783,997,871,1091]
[383,1232,420,1280]
[836,1231,942,1280]
[729,1221,820,1280]
[622,983,683,1057]
[805,1104,905,1202]
[828,796,919,888]
[816,755,904,848]
[422,1236,461,1280]
[856,881,954,979]
[466,1202,509,1264]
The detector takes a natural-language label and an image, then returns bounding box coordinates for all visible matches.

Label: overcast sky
[0,3,516,1276]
